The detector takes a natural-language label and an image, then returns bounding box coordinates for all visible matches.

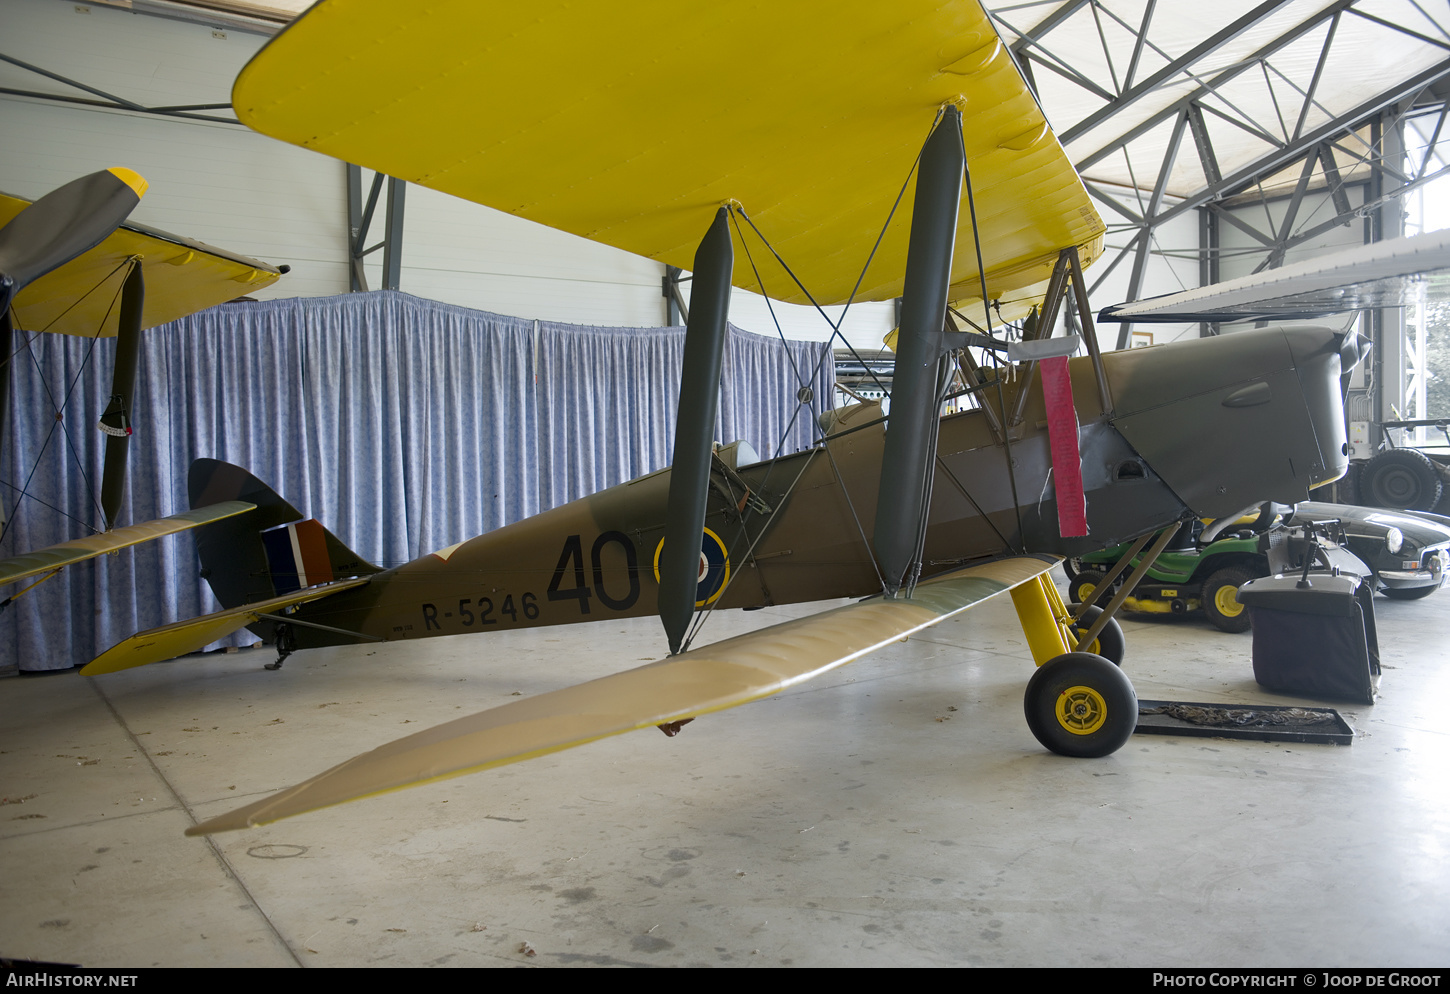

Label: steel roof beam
[1122,0,1158,92]
[1005,0,1094,56]
[1059,0,1293,146]
[1293,12,1340,141]
[1187,103,1222,187]
[1149,58,1450,229]
[1075,0,1358,173]
[1347,6,1450,51]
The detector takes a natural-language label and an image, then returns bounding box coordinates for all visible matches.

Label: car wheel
[1024,652,1137,758]
[1068,605,1126,665]
[1202,565,1255,633]
[1381,584,1437,601]
[1363,449,1444,511]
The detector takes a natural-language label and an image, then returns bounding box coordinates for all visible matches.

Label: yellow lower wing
[186,556,1057,836]
[0,501,256,587]
[81,577,373,676]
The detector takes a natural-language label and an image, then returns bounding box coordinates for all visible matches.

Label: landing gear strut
[1010,570,1137,756]
[265,623,296,671]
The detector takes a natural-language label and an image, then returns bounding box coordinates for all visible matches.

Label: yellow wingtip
[106,167,149,199]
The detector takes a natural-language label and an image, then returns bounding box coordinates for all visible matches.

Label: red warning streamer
[1041,355,1087,537]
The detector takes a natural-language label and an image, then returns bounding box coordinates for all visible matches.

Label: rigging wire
[677,117,946,649]
[0,259,134,548]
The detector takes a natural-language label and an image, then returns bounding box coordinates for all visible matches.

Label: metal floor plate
[1135,699,1354,745]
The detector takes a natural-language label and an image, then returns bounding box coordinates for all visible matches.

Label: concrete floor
[2,579,1448,968]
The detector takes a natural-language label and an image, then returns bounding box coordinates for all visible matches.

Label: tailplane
[188,459,381,610]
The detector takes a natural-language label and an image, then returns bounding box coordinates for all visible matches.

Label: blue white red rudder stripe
[261,519,336,595]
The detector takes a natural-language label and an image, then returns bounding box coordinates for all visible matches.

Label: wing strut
[659,206,733,654]
[98,259,143,529]
[0,168,147,528]
[873,107,963,597]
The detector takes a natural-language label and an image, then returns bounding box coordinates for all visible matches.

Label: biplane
[81,0,1363,837]
[0,172,284,601]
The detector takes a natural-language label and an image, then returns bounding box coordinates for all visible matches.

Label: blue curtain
[1,290,835,671]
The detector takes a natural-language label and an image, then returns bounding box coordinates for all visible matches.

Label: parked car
[1290,501,1450,600]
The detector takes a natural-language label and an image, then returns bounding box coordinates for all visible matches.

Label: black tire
[1363,449,1444,511]
[1069,605,1126,665]
[1202,565,1255,633]
[1382,584,1437,601]
[1060,558,1083,583]
[1337,460,1363,506]
[1433,463,1450,515]
[1068,570,1109,605]
[1024,652,1137,758]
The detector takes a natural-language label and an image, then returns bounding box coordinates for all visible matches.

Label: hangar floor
[3,578,1448,969]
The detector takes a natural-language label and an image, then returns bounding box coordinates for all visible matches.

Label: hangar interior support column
[1370,111,1407,446]
[346,164,407,293]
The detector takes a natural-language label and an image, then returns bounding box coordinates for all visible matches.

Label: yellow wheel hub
[1213,585,1244,617]
[1070,626,1100,656]
[1056,685,1108,735]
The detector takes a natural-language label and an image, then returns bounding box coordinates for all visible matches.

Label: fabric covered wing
[1098,229,1450,324]
[231,0,1102,307]
[81,576,372,676]
[0,193,283,338]
[186,555,1057,835]
[0,501,255,586]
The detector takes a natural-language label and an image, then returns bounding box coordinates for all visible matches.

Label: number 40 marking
[546,532,640,614]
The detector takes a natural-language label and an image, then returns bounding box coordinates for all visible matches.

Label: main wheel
[1382,584,1437,601]
[1024,652,1137,758]
[1068,570,1109,605]
[1202,565,1255,633]
[1363,449,1443,511]
[1069,605,1126,665]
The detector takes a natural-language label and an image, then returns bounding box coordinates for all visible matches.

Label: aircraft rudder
[188,459,380,610]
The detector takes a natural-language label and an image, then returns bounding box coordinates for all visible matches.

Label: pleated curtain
[1,290,835,671]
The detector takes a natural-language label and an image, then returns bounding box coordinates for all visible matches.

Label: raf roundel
[653,527,730,608]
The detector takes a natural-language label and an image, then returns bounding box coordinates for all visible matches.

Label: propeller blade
[0,168,148,299]
[99,262,144,529]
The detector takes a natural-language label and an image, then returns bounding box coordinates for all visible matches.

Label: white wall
[0,0,896,347]
[1,0,346,297]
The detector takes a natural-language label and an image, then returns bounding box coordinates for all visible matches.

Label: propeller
[1338,328,1373,402]
[0,168,147,531]
[0,168,148,309]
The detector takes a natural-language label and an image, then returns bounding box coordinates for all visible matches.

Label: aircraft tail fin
[187,459,382,610]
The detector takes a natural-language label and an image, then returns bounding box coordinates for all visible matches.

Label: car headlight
[1384,527,1404,555]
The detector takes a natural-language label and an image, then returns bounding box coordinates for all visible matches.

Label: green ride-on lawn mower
[1064,508,1371,633]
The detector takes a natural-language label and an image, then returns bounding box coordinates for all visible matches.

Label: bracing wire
[0,259,134,547]
[679,110,972,646]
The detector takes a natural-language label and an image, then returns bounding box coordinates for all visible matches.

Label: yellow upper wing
[232,0,1102,307]
[0,194,283,338]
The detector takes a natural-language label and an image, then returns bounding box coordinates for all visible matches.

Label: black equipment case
[1235,573,1381,705]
